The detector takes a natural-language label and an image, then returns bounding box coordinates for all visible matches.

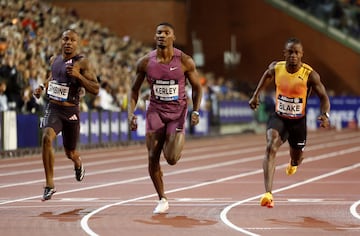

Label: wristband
[323,112,330,118]
[192,111,200,116]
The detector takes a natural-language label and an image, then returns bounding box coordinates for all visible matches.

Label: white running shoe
[153,198,169,214]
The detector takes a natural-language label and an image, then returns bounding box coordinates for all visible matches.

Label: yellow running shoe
[286,164,297,175]
[260,192,274,208]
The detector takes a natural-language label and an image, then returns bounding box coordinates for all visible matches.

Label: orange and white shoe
[286,164,297,176]
[260,192,274,208]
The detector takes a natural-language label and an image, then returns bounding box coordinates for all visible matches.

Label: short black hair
[157,22,174,30]
[285,37,302,46]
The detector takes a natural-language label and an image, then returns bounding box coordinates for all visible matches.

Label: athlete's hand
[191,111,200,126]
[318,114,330,128]
[248,96,260,110]
[66,63,81,79]
[33,84,44,99]
[129,114,138,131]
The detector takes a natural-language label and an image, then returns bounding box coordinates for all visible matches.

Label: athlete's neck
[156,47,174,64]
[286,62,302,74]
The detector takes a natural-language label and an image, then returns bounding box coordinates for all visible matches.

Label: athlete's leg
[62,111,81,169]
[147,132,166,200]
[289,147,304,166]
[288,117,306,168]
[162,105,187,165]
[163,132,185,165]
[64,149,82,169]
[263,128,283,192]
[41,127,57,188]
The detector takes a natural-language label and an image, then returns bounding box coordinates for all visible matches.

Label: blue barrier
[16,114,39,148]
[307,96,360,130]
[9,96,357,150]
[218,100,254,123]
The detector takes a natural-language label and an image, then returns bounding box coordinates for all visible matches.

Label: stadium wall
[48,0,188,46]
[186,0,360,95]
[48,0,360,95]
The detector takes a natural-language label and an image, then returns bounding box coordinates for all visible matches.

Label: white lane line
[81,146,360,236]
[220,162,360,236]
[350,200,360,220]
[1,131,358,175]
[2,140,358,205]
[2,136,359,189]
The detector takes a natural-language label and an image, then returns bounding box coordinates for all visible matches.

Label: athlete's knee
[42,131,54,147]
[266,141,279,156]
[167,159,177,166]
[165,155,180,166]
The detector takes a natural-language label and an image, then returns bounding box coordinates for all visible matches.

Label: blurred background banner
[307,96,360,130]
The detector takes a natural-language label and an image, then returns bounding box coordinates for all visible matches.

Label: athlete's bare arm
[33,56,56,98]
[308,70,330,128]
[68,57,99,95]
[182,53,202,126]
[249,61,276,110]
[129,55,149,130]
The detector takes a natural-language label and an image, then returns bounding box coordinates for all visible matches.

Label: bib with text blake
[276,94,304,118]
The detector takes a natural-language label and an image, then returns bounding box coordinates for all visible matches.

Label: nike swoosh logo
[170,67,178,71]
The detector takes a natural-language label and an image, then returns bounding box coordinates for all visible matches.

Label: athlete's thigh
[287,117,307,149]
[146,109,166,134]
[267,113,288,143]
[61,108,80,150]
[165,106,188,135]
[43,104,63,134]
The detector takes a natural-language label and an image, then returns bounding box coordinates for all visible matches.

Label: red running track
[0,129,359,236]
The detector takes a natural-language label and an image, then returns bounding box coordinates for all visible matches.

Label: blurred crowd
[287,0,360,39]
[0,0,151,114]
[2,0,356,117]
[0,0,247,116]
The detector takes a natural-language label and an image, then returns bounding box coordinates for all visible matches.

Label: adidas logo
[69,114,78,120]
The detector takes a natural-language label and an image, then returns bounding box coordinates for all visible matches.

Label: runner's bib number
[153,80,179,101]
[47,81,70,101]
[276,94,304,118]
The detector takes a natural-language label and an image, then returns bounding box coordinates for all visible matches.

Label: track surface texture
[1,129,359,236]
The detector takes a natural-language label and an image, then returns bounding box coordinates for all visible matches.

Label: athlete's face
[61,30,79,55]
[284,42,303,66]
[155,25,175,49]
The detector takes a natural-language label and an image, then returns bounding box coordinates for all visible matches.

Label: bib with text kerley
[153,79,179,101]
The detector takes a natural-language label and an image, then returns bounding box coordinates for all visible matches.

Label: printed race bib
[276,94,304,118]
[47,80,70,101]
[153,79,179,101]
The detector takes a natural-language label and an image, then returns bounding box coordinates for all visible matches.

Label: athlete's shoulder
[267,60,282,70]
[136,51,153,71]
[274,61,285,67]
[49,54,61,64]
[301,62,313,71]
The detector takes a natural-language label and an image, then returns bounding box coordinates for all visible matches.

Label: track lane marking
[220,157,360,235]
[81,146,360,236]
